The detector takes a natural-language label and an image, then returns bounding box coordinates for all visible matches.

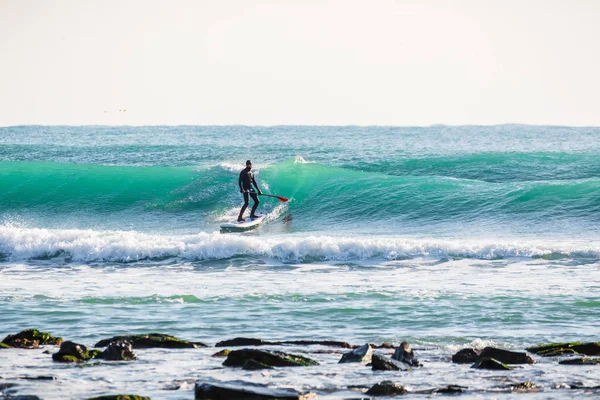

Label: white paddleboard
[220,215,265,230]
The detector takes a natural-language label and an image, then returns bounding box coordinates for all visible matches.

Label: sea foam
[1,226,598,263]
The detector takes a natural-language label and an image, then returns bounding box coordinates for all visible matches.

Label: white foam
[1,225,600,263]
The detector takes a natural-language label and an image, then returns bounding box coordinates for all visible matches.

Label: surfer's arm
[252,177,262,195]
[238,172,245,192]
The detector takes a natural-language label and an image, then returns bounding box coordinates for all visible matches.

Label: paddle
[259,193,288,202]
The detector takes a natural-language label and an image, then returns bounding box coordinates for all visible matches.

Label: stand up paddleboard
[220,215,265,231]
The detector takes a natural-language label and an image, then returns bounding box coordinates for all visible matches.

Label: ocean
[1,125,599,398]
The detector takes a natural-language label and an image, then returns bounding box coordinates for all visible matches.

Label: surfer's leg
[238,193,250,221]
[249,193,260,217]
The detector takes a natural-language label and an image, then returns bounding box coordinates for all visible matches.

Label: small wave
[1,226,599,263]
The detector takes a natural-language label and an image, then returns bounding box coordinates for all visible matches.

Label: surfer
[238,160,262,222]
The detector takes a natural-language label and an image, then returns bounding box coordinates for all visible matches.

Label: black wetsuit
[238,167,261,220]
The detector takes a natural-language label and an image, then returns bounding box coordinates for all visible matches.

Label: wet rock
[98,341,137,361]
[215,337,275,347]
[392,342,421,367]
[223,349,319,368]
[52,341,102,363]
[559,357,600,365]
[471,357,513,370]
[374,343,395,349]
[339,343,372,364]
[0,343,11,349]
[480,347,535,364]
[511,381,538,391]
[527,342,600,356]
[0,383,17,390]
[195,382,316,399]
[1,329,62,349]
[242,359,274,370]
[365,381,407,396]
[95,333,200,349]
[280,340,352,348]
[212,349,231,357]
[371,353,406,371]
[435,385,467,393]
[1,396,43,400]
[86,396,150,400]
[452,348,481,363]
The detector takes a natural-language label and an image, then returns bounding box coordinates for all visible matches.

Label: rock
[194,382,315,399]
[365,381,407,396]
[435,385,467,393]
[480,347,535,364]
[511,382,537,391]
[98,341,137,361]
[374,343,395,349]
[0,383,17,390]
[559,357,600,365]
[1,329,62,349]
[212,349,231,357]
[223,349,319,368]
[0,343,11,349]
[86,396,150,400]
[471,357,512,370]
[1,396,43,400]
[95,333,199,349]
[527,342,600,356]
[452,348,481,363]
[215,337,275,347]
[242,359,274,370]
[392,342,421,367]
[339,343,372,364]
[52,341,102,363]
[371,353,406,371]
[280,340,352,348]
[215,337,352,348]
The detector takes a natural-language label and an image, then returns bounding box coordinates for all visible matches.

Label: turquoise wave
[2,159,600,229]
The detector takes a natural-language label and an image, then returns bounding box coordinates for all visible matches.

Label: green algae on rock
[223,348,319,368]
[94,333,201,349]
[471,357,513,370]
[527,342,600,356]
[1,329,62,349]
[52,341,102,363]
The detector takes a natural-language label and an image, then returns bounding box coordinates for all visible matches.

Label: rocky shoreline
[1,329,599,399]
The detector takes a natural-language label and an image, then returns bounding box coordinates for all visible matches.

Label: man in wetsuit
[238,160,262,222]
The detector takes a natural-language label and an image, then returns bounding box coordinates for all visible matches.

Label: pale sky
[1,0,599,126]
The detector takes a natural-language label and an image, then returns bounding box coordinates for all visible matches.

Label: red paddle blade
[277,196,288,202]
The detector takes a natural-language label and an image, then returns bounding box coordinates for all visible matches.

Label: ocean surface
[1,125,599,398]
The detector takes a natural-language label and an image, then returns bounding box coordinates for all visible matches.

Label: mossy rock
[212,349,231,357]
[53,341,102,363]
[471,357,512,370]
[527,342,600,356]
[2,329,62,349]
[86,396,150,400]
[95,333,197,349]
[223,348,319,368]
[366,381,407,396]
[559,357,600,365]
[0,342,12,349]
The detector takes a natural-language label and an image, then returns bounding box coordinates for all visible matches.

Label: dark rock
[371,353,406,371]
[223,349,319,368]
[339,343,372,364]
[511,382,537,391]
[0,343,11,349]
[559,357,600,365]
[98,341,137,361]
[86,396,150,400]
[94,333,198,349]
[1,329,62,349]
[435,385,467,393]
[242,359,274,370]
[52,341,101,363]
[19,376,56,380]
[215,337,275,347]
[280,340,352,348]
[365,381,407,396]
[194,382,315,399]
[527,342,600,356]
[452,348,481,363]
[2,396,43,400]
[212,349,231,357]
[471,357,512,370]
[480,347,535,364]
[392,342,421,367]
[374,343,395,349]
[0,383,17,390]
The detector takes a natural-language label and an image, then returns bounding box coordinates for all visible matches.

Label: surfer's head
[246,160,252,169]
